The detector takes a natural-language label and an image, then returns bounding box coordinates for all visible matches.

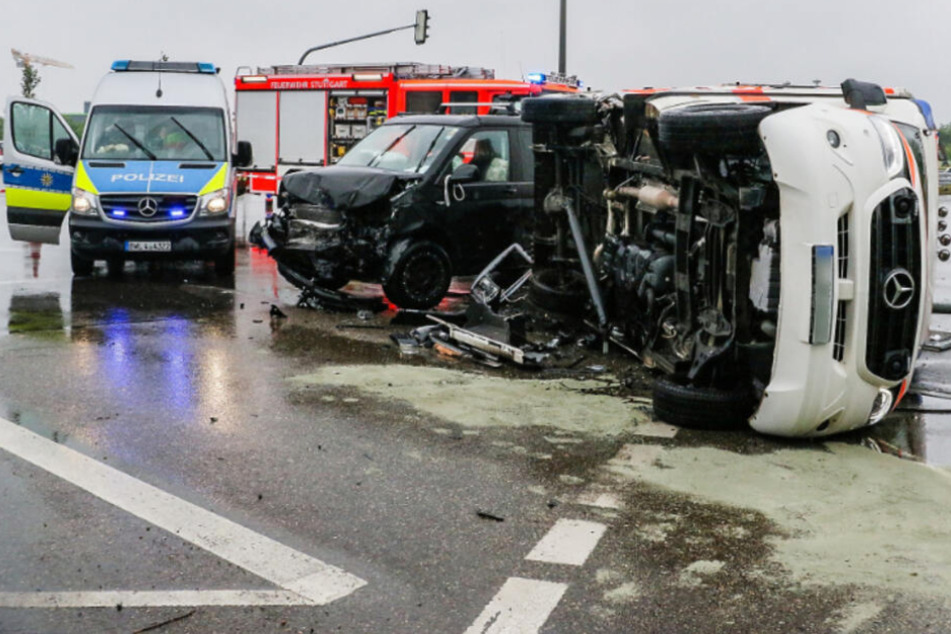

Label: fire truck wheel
[214,244,236,277]
[657,103,772,155]
[71,251,94,277]
[528,267,589,315]
[383,239,452,309]
[521,96,599,125]
[652,377,755,430]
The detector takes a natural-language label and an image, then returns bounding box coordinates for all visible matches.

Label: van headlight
[71,188,99,216]
[199,189,229,215]
[870,116,905,179]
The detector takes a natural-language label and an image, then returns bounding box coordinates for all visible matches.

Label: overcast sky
[3,0,951,124]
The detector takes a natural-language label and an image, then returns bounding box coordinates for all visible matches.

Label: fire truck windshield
[338,123,461,174]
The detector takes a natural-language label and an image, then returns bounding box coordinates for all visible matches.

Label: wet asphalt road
[0,197,950,634]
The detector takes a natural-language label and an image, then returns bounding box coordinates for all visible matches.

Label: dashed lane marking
[0,416,366,608]
[464,519,608,632]
[463,577,568,634]
[526,519,608,567]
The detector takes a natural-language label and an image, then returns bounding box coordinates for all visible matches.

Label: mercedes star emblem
[137,197,159,217]
[883,268,915,311]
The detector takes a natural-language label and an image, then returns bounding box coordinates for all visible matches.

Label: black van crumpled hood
[282,166,421,210]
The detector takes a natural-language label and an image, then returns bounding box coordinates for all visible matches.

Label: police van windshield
[337,123,461,173]
[82,105,227,162]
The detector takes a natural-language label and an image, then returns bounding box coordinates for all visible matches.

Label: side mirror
[233,140,253,168]
[841,78,887,110]
[450,162,480,183]
[54,138,78,167]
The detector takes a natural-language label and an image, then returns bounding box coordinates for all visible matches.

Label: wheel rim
[401,250,448,302]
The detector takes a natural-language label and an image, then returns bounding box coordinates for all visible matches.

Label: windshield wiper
[415,128,445,173]
[368,126,415,168]
[170,117,214,161]
[112,123,156,160]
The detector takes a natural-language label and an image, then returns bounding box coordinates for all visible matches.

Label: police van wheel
[71,251,94,277]
[214,246,236,277]
[383,239,452,309]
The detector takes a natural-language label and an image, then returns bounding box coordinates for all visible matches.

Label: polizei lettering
[110,173,186,183]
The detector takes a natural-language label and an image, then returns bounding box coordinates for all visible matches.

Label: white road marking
[0,590,309,609]
[463,577,567,634]
[575,490,623,510]
[525,519,607,567]
[0,416,366,607]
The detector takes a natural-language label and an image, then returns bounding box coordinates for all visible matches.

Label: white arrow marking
[0,416,366,607]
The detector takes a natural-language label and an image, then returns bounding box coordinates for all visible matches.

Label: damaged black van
[249,114,534,308]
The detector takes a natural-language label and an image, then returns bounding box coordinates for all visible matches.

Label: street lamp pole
[558,0,567,74]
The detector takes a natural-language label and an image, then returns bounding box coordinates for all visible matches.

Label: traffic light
[414,9,430,45]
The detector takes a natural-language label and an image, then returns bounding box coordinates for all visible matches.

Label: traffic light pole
[298,10,429,65]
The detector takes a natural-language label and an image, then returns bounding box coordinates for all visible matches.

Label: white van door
[3,97,79,244]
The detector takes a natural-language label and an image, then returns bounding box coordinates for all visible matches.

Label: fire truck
[233,62,579,194]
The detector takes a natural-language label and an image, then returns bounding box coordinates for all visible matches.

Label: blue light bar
[113,61,218,74]
[170,208,186,218]
[526,72,546,84]
[112,209,127,217]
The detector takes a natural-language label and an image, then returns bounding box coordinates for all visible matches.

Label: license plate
[125,241,172,253]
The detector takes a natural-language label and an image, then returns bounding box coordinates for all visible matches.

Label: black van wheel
[71,251,94,277]
[652,378,755,430]
[521,96,599,124]
[657,103,771,155]
[214,244,236,277]
[383,239,452,309]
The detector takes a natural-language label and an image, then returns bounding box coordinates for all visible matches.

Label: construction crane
[11,48,73,69]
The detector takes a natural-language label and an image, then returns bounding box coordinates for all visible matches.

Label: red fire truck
[233,62,579,194]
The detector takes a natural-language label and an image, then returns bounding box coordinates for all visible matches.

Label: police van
[2,60,252,275]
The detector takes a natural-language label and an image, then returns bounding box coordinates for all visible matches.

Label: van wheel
[652,378,754,430]
[383,239,452,309]
[521,96,599,124]
[71,251,94,277]
[529,268,589,315]
[657,103,772,155]
[214,244,236,276]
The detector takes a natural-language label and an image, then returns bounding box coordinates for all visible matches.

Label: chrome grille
[865,188,921,380]
[99,195,197,223]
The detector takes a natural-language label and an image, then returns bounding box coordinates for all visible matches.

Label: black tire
[528,268,589,315]
[652,378,755,430]
[382,240,452,309]
[214,244,236,277]
[71,251,94,277]
[657,103,772,155]
[521,96,599,125]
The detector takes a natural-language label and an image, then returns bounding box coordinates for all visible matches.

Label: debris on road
[476,510,506,522]
[132,609,196,634]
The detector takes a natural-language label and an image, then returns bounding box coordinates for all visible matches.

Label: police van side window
[12,102,54,161]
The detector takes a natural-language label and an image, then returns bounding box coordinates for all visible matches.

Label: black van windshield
[337,124,461,173]
[82,105,227,161]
